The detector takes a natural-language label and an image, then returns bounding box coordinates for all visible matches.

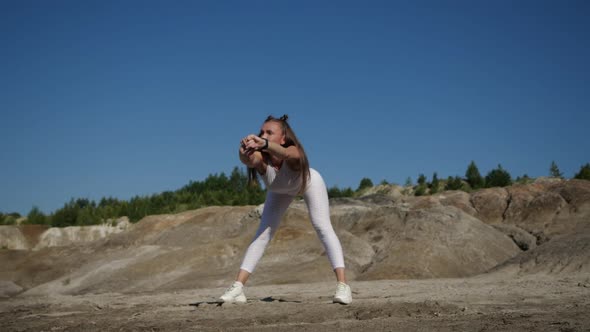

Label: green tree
[465,161,484,189]
[328,186,342,198]
[357,178,374,191]
[414,185,427,196]
[574,163,590,180]
[51,199,78,227]
[37,166,270,227]
[549,161,563,178]
[26,206,48,225]
[77,206,99,226]
[417,174,426,186]
[516,174,533,184]
[445,176,464,191]
[430,172,440,194]
[1,215,17,225]
[343,187,354,197]
[0,212,22,225]
[414,174,428,196]
[229,167,246,192]
[127,196,150,222]
[118,201,130,218]
[485,164,512,188]
[0,212,19,225]
[328,186,354,198]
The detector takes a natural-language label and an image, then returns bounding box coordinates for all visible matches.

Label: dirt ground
[2,274,589,332]
[2,180,590,331]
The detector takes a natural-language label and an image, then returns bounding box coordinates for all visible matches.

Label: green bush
[516,174,534,184]
[328,186,354,198]
[574,163,590,180]
[414,184,427,196]
[444,176,464,191]
[39,166,266,226]
[485,164,512,188]
[417,174,427,186]
[26,206,48,225]
[1,214,17,225]
[357,178,374,191]
[25,160,576,228]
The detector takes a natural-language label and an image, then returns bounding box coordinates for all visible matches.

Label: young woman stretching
[219,115,352,305]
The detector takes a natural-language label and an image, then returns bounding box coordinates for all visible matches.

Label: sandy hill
[1,179,589,298]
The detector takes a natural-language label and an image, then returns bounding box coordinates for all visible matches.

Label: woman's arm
[243,135,301,162]
[265,141,301,162]
[239,141,267,174]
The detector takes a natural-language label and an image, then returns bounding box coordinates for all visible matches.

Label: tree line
[403,161,589,196]
[1,167,265,227]
[1,162,589,227]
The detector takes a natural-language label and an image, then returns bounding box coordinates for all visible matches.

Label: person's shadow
[189,296,303,308]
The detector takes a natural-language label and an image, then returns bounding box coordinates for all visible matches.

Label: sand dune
[1,179,589,330]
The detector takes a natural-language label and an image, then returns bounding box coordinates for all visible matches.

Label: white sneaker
[333,282,352,304]
[219,281,247,303]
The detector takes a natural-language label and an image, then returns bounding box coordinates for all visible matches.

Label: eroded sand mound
[356,206,519,280]
[1,179,589,298]
[491,224,590,276]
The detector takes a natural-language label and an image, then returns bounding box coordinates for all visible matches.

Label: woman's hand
[239,146,261,168]
[241,134,266,151]
[239,135,264,168]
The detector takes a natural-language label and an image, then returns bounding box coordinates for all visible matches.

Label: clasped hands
[240,135,266,154]
[239,135,266,168]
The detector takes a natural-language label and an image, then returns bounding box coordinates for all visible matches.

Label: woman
[219,115,352,305]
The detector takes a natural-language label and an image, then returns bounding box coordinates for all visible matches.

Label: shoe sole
[333,298,352,305]
[219,296,247,304]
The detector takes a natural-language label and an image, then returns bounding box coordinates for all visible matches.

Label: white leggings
[240,169,345,273]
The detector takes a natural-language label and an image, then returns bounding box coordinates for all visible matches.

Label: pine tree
[328,186,343,198]
[414,185,426,196]
[549,161,563,178]
[574,163,590,180]
[357,178,374,191]
[415,174,428,196]
[430,172,440,194]
[26,206,48,225]
[465,161,484,189]
[417,174,427,186]
[485,164,512,188]
[342,187,354,197]
[445,176,464,191]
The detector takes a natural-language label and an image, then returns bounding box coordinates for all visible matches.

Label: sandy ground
[2,274,589,332]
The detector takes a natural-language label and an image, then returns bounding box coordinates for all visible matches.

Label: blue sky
[1,1,589,215]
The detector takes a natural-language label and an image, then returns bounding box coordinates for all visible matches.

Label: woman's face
[260,121,285,145]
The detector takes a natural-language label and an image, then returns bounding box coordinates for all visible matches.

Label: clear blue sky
[1,1,589,215]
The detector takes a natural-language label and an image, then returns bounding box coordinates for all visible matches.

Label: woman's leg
[237,191,294,284]
[303,169,346,283]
